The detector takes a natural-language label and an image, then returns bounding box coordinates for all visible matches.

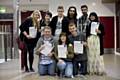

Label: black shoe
[30,68,35,72]
[25,69,29,72]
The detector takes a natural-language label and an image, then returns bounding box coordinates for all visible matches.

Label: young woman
[67,6,77,26]
[86,12,105,75]
[55,32,74,78]
[40,11,52,36]
[19,10,42,72]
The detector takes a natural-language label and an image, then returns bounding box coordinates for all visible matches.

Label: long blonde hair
[31,10,42,29]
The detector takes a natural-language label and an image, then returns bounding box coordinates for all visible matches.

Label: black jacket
[68,32,87,61]
[86,22,105,55]
[19,17,40,45]
[49,16,69,35]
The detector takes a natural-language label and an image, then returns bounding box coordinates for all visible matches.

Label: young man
[50,6,69,39]
[78,5,90,36]
[68,23,88,76]
[34,26,56,76]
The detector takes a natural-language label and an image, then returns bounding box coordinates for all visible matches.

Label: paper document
[55,29,62,36]
[40,42,53,56]
[29,27,37,38]
[74,41,83,54]
[90,22,99,35]
[58,45,67,58]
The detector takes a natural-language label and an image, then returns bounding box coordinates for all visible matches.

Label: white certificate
[74,41,83,54]
[90,22,99,35]
[29,27,37,38]
[40,42,53,56]
[58,45,67,58]
[55,29,62,36]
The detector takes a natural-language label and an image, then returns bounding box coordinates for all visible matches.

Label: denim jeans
[57,61,73,77]
[38,61,55,75]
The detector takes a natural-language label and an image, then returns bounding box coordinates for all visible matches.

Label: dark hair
[45,11,52,18]
[67,6,77,19]
[57,6,64,10]
[58,32,69,45]
[89,12,99,22]
[68,22,76,28]
[81,5,88,9]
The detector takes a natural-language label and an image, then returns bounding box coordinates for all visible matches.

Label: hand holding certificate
[90,22,99,35]
[57,45,67,58]
[74,41,83,54]
[29,27,37,38]
[40,42,53,56]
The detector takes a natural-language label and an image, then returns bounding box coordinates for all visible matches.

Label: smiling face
[33,11,41,20]
[90,15,96,21]
[60,35,67,43]
[43,27,52,38]
[69,24,77,34]
[81,6,88,15]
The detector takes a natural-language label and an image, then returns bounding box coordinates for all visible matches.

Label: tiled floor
[0,53,120,80]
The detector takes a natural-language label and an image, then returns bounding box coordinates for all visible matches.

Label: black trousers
[73,60,87,76]
[24,43,35,70]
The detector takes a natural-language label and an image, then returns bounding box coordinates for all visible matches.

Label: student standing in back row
[50,6,69,39]
[40,11,52,36]
[86,12,105,75]
[19,10,42,72]
[78,5,90,36]
[67,6,78,27]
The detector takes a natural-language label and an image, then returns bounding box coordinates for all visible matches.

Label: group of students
[19,4,105,78]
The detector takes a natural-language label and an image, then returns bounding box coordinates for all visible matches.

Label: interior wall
[49,0,115,17]
[116,0,120,52]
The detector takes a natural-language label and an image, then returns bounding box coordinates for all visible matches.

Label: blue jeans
[57,61,73,77]
[38,61,55,76]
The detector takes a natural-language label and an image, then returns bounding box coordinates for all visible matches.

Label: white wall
[49,0,115,17]
[0,0,49,12]
[0,0,115,16]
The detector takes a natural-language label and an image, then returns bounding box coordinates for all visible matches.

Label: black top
[19,17,40,45]
[68,32,87,61]
[49,16,69,35]
[86,22,105,55]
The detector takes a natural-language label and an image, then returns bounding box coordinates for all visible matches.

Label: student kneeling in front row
[34,26,56,76]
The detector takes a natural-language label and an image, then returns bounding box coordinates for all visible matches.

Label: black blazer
[86,22,105,55]
[50,16,69,35]
[19,17,40,45]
